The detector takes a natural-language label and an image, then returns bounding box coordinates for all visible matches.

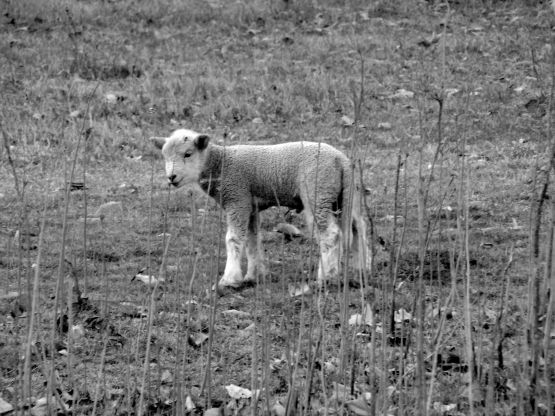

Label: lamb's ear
[194,134,210,151]
[150,137,167,150]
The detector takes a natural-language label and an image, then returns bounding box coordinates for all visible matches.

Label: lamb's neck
[198,144,226,198]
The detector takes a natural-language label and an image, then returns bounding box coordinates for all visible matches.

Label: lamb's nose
[168,174,176,183]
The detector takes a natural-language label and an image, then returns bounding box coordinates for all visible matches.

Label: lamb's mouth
[169,179,182,188]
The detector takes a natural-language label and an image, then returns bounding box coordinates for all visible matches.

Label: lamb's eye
[184,151,192,158]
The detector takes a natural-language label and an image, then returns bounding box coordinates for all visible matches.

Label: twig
[48,87,97,408]
[137,236,171,414]
[23,205,46,402]
[1,124,23,201]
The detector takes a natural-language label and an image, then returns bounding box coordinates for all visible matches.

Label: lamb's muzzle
[151,128,371,292]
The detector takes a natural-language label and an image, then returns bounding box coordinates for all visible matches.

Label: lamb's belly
[252,193,303,211]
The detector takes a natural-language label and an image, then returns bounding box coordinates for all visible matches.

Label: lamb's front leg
[245,210,269,283]
[218,210,249,289]
[317,219,342,283]
[301,191,342,283]
[351,213,372,274]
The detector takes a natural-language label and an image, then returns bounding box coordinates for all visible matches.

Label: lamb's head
[150,129,210,188]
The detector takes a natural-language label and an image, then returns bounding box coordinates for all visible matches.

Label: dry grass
[1,0,554,414]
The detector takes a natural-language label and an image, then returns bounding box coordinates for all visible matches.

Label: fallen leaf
[428,306,441,319]
[433,402,457,413]
[382,214,404,223]
[185,395,195,411]
[417,33,441,47]
[324,360,337,374]
[510,218,523,230]
[188,333,209,348]
[31,404,49,416]
[225,384,252,400]
[468,25,484,32]
[117,183,138,194]
[70,324,85,338]
[349,313,363,326]
[133,274,164,286]
[386,386,395,398]
[358,11,370,21]
[270,358,286,371]
[275,223,303,240]
[222,309,251,318]
[341,115,355,126]
[161,370,173,384]
[288,282,312,297]
[387,89,414,99]
[0,397,14,414]
[394,308,412,323]
[483,308,497,321]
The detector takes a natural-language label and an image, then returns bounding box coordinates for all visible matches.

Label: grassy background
[0,0,554,414]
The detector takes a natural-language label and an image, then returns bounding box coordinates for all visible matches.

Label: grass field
[1,0,554,414]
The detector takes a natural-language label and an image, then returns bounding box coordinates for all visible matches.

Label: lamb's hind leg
[317,216,342,283]
[351,211,371,273]
[245,209,268,283]
[301,192,342,283]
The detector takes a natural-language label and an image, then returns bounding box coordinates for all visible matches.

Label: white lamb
[151,129,371,291]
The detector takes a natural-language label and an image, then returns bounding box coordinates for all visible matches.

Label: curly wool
[198,141,351,224]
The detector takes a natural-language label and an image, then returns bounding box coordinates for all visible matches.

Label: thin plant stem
[23,205,46,401]
[137,236,172,414]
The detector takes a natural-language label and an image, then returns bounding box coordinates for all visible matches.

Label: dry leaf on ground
[288,283,312,297]
[133,273,164,286]
[225,384,253,400]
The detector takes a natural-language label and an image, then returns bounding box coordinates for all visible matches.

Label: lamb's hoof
[242,274,258,285]
[213,280,255,296]
[214,284,238,296]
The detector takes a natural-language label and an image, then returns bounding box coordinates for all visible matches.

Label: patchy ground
[0,0,554,414]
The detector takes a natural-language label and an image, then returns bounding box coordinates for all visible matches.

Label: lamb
[151,128,371,291]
